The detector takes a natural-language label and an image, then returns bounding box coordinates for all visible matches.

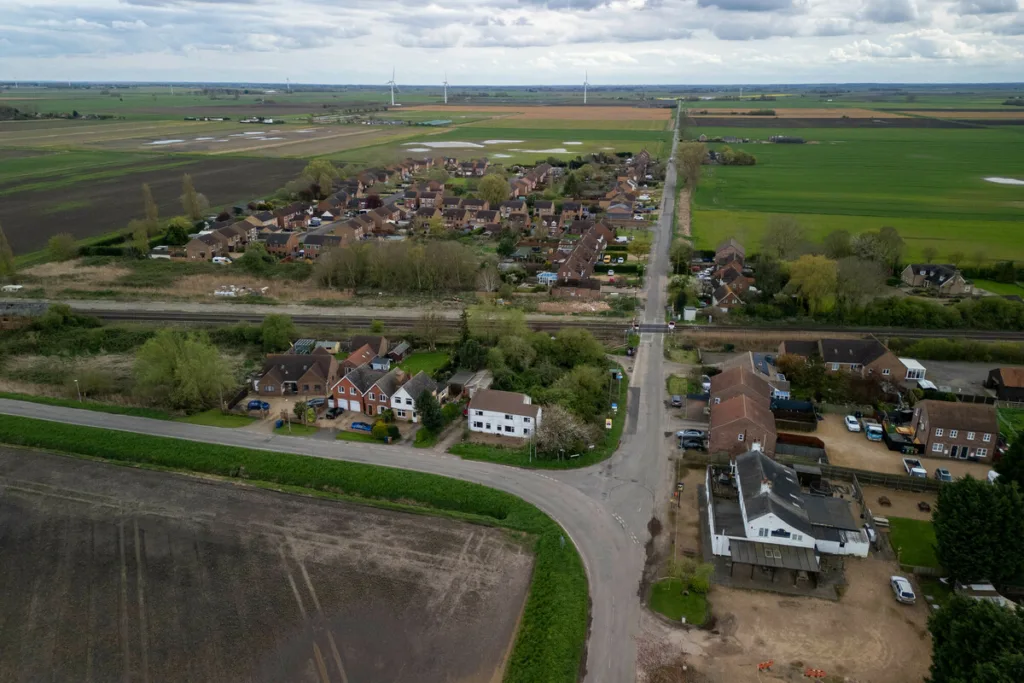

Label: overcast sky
[3,0,1023,85]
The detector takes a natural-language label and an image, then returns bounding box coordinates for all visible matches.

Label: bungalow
[900,264,972,297]
[390,371,441,422]
[467,389,541,438]
[253,350,339,397]
[818,339,904,380]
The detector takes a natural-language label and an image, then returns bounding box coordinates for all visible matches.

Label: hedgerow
[0,415,588,683]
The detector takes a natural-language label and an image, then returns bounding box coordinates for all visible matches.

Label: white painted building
[390,371,443,422]
[467,389,541,438]
[707,450,869,562]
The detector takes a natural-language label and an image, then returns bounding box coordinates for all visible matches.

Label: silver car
[890,576,916,605]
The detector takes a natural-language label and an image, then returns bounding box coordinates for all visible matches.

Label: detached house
[390,371,442,422]
[900,264,972,297]
[468,389,541,438]
[911,400,998,462]
[712,284,743,311]
[779,338,904,381]
[715,239,745,266]
[709,394,776,457]
[253,350,339,398]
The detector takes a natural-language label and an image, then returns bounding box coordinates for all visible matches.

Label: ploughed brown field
[688,108,908,118]
[406,105,672,120]
[0,448,533,683]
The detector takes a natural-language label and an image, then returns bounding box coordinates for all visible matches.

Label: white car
[844,415,861,432]
[890,576,916,604]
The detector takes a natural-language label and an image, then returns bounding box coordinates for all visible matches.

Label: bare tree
[477,264,501,293]
[922,246,938,263]
[948,251,966,268]
[180,173,208,220]
[760,215,806,261]
[141,183,160,234]
[416,309,444,350]
[835,256,885,311]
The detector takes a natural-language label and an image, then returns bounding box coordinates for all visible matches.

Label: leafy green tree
[165,217,192,246]
[934,476,1024,584]
[372,421,389,441]
[478,174,509,207]
[550,365,607,422]
[235,241,276,275]
[453,339,486,371]
[134,330,235,411]
[0,221,15,278]
[673,288,688,313]
[301,159,339,198]
[755,256,787,298]
[293,400,308,423]
[822,229,852,259]
[835,257,884,312]
[180,173,208,220]
[417,390,444,433]
[129,219,150,257]
[786,254,837,315]
[995,440,1024,489]
[141,183,159,234]
[562,172,582,199]
[260,314,296,352]
[496,232,517,258]
[928,593,1024,683]
[675,142,706,190]
[427,168,449,184]
[669,238,692,274]
[370,319,384,333]
[47,233,78,262]
[553,328,605,368]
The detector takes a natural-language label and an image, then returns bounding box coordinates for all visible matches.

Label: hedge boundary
[0,415,588,683]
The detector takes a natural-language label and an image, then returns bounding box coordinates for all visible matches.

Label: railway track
[89,310,1024,342]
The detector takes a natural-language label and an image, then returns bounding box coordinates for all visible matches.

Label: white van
[212,256,232,265]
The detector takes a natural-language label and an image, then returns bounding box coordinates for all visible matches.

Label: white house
[467,389,541,438]
[707,449,869,567]
[390,371,441,422]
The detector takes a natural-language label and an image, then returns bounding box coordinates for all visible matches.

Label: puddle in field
[511,147,570,154]
[406,147,430,152]
[146,139,184,145]
[402,141,485,149]
[194,137,214,141]
[493,153,512,158]
[985,177,1024,186]
[563,141,583,145]
[482,139,524,144]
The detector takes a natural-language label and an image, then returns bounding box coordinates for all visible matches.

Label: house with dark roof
[184,232,228,260]
[364,368,405,416]
[499,200,527,218]
[778,338,904,381]
[348,335,389,356]
[900,264,972,297]
[468,389,541,438]
[987,367,1024,401]
[262,231,299,258]
[712,284,743,310]
[461,198,488,214]
[534,200,554,217]
[331,365,385,414]
[472,209,498,227]
[300,233,341,260]
[390,371,442,422]
[253,351,339,397]
[705,450,870,575]
[910,400,998,462]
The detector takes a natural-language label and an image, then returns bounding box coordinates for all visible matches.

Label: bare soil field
[859,485,936,521]
[0,448,532,683]
[0,156,305,253]
[407,105,672,121]
[688,108,907,118]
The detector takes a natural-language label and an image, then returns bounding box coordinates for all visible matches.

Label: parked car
[844,415,861,432]
[246,399,270,411]
[617,257,625,264]
[607,269,615,276]
[679,438,706,451]
[676,429,707,439]
[934,468,953,482]
[351,422,373,432]
[890,576,916,605]
[325,407,344,419]
[212,256,232,265]
[306,398,326,408]
[670,395,683,408]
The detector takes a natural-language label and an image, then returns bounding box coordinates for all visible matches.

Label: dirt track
[0,448,532,682]
[406,105,671,121]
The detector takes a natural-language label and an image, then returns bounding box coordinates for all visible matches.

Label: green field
[690,126,1024,261]
[464,118,670,131]
[972,280,1024,296]
[888,517,940,569]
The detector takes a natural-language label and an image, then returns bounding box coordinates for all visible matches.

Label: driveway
[918,360,994,396]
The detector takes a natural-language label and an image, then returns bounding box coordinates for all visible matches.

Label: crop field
[406,104,672,121]
[0,448,533,682]
[690,126,1024,262]
[0,152,305,253]
[688,107,907,119]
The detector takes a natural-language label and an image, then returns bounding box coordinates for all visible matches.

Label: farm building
[986,367,1024,401]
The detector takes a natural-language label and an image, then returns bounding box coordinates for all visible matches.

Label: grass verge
[648,579,708,625]
[335,430,383,444]
[998,407,1024,440]
[0,415,588,683]
[450,362,629,469]
[274,423,320,437]
[888,517,940,569]
[0,392,172,420]
[414,427,439,449]
[176,409,256,428]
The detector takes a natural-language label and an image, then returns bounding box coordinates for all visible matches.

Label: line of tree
[312,240,480,293]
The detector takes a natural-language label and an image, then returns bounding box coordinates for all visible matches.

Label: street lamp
[73,379,81,402]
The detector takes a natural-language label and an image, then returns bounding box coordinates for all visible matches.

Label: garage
[346,400,361,412]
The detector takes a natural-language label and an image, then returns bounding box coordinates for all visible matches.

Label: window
[714,398,721,405]
[505,414,513,420]
[932,442,944,453]
[935,428,944,437]
[406,398,413,406]
[949,430,958,439]
[485,423,491,430]
[524,428,530,435]
[302,384,309,392]
[474,410,483,416]
[977,448,988,458]
[524,417,531,423]
[793,535,803,541]
[737,433,745,442]
[967,431,975,440]
[758,528,768,537]
[350,388,356,396]
[504,426,514,433]
[314,385,321,392]
[983,433,992,442]
[851,364,862,371]
[831,363,840,371]
[770,528,791,539]
[473,421,483,429]
[377,405,384,414]
[882,368,891,376]
[397,410,406,418]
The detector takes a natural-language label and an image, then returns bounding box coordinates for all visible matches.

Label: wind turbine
[386,68,399,107]
[583,71,590,105]
[443,72,449,105]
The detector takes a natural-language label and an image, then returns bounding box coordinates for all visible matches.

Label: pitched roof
[818,338,889,365]
[534,200,554,209]
[735,450,811,535]
[716,238,745,255]
[401,371,437,400]
[993,367,1024,388]
[349,335,388,355]
[371,368,404,397]
[259,353,334,386]
[264,232,295,247]
[343,365,385,393]
[344,343,376,368]
[918,400,997,434]
[713,284,739,302]
[781,340,818,357]
[710,394,775,433]
[711,367,771,400]
[906,264,961,287]
[469,389,540,418]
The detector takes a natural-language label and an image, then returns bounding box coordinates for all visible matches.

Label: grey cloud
[697,0,800,12]
[712,19,795,39]
[813,18,856,36]
[861,0,918,23]
[122,0,263,6]
[956,0,1018,13]
[993,13,1024,32]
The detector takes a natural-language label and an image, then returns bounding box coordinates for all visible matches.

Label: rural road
[0,114,680,682]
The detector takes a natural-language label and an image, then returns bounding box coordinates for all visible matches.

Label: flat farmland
[0,119,238,149]
[691,126,1024,262]
[406,104,672,121]
[464,118,670,130]
[0,448,532,683]
[688,108,906,118]
[0,152,305,253]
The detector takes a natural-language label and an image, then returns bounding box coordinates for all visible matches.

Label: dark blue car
[351,422,373,432]
[247,399,270,411]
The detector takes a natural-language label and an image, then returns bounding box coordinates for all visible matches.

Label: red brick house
[262,232,299,258]
[331,365,384,414]
[715,239,745,266]
[911,400,999,462]
[253,350,339,397]
[709,394,776,457]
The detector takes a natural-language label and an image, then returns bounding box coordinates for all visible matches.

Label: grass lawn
[888,517,940,569]
[335,430,383,444]
[667,348,699,364]
[176,409,256,428]
[998,407,1024,439]
[918,576,955,608]
[274,423,320,437]
[666,375,689,395]
[450,363,629,469]
[648,579,708,625]
[414,427,439,449]
[399,351,450,376]
[0,392,171,420]
[973,280,1024,296]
